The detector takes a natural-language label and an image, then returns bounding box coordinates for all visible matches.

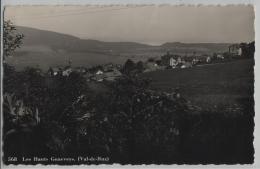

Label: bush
[3,67,190,164]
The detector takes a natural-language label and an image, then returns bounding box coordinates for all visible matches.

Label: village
[46,42,252,83]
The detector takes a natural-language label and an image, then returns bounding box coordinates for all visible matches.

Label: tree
[240,41,255,58]
[3,21,24,94]
[248,41,255,58]
[136,61,145,73]
[122,59,136,75]
[3,20,24,60]
[147,58,155,62]
[212,53,217,60]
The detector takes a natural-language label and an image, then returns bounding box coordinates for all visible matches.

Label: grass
[142,59,255,164]
[143,59,254,111]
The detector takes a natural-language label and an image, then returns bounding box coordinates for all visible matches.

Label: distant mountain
[16,26,79,47]
[7,26,232,70]
[16,26,150,53]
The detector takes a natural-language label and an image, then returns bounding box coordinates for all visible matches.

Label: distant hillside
[161,42,230,54]
[16,26,150,53]
[16,26,79,47]
[7,26,232,70]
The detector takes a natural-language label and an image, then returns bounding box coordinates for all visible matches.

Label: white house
[96,70,104,75]
[192,58,199,65]
[169,58,178,67]
[229,44,242,56]
[62,68,72,76]
[52,68,60,76]
[238,48,242,56]
[206,56,211,63]
[181,62,192,69]
[217,54,224,59]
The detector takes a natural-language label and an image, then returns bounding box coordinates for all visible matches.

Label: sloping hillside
[143,59,254,110]
[7,26,232,70]
[16,26,150,53]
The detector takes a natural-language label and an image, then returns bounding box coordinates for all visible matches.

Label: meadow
[143,58,254,112]
[141,58,254,163]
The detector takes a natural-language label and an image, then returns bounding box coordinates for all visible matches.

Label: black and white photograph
[1,3,256,166]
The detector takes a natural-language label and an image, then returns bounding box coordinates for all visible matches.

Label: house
[89,69,104,82]
[217,54,224,59]
[53,68,61,76]
[161,51,183,68]
[169,57,178,67]
[74,67,86,73]
[62,67,72,76]
[144,62,162,72]
[192,58,199,65]
[206,56,211,63]
[47,67,62,76]
[161,52,177,66]
[90,67,122,82]
[96,70,104,75]
[103,63,114,72]
[180,62,192,69]
[92,73,105,82]
[177,57,182,64]
[229,44,242,56]
[103,69,122,81]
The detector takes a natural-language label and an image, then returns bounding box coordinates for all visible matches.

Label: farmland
[143,58,254,112]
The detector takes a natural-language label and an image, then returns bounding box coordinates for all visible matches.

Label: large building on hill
[228,44,242,56]
[161,51,180,66]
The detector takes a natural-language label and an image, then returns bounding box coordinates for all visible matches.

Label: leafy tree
[3,20,24,60]
[212,53,217,59]
[240,41,255,58]
[248,41,255,58]
[136,61,145,73]
[122,59,136,75]
[147,58,155,62]
[3,21,24,95]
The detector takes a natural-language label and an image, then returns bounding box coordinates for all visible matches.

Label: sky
[4,5,255,45]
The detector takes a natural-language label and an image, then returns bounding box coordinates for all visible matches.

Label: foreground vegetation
[3,61,254,164]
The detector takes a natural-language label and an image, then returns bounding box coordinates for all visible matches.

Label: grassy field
[143,59,254,112]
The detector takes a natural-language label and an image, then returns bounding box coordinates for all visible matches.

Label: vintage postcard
[0,2,256,167]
